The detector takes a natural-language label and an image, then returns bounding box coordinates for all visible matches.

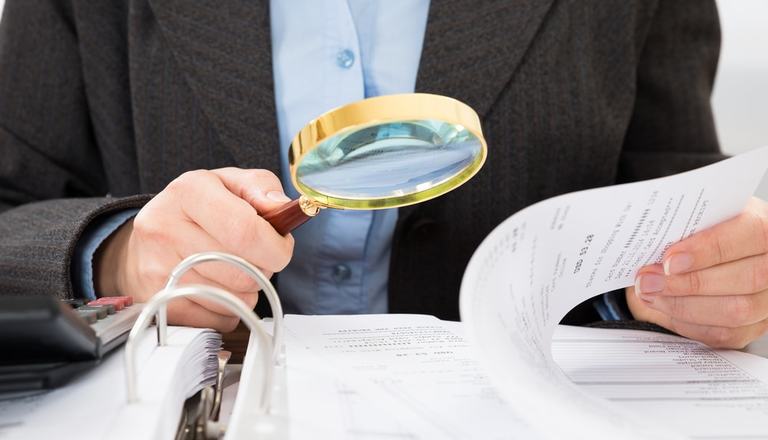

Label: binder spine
[123,252,282,417]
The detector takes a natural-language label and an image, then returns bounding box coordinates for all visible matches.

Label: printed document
[280,315,768,440]
[552,325,768,439]
[460,146,768,438]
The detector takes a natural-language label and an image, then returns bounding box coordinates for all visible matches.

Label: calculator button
[113,296,133,306]
[76,309,98,324]
[78,305,108,320]
[88,298,124,311]
[63,299,85,308]
[99,297,127,308]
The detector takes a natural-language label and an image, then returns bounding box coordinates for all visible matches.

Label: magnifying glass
[262,93,488,235]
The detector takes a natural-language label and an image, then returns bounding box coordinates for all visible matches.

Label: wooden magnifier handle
[262,196,321,235]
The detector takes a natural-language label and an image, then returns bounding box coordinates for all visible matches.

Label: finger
[663,198,768,275]
[176,269,260,316]
[664,317,768,350]
[137,221,263,317]
[627,286,768,349]
[210,167,291,214]
[166,297,241,333]
[133,203,277,290]
[626,284,670,324]
[637,290,768,328]
[170,170,294,272]
[169,220,275,291]
[652,252,768,297]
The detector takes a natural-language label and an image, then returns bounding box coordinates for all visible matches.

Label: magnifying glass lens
[295,120,483,205]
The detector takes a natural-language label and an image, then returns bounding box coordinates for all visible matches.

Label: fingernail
[663,253,693,275]
[266,191,291,203]
[636,291,655,304]
[635,273,665,295]
[633,278,656,304]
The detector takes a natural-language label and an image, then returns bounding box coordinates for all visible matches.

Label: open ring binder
[159,252,285,366]
[123,252,287,436]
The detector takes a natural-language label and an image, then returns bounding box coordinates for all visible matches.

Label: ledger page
[553,325,768,439]
[459,146,768,439]
[282,314,536,440]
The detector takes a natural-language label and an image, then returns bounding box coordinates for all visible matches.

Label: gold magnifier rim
[288,93,488,210]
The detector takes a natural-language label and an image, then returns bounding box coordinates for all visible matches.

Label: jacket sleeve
[0,0,149,299]
[618,0,727,183]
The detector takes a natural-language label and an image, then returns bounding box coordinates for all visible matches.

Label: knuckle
[686,271,702,295]
[265,249,292,273]
[131,210,151,234]
[227,218,259,249]
[712,232,729,265]
[757,211,768,251]
[725,333,748,349]
[667,273,696,296]
[219,318,241,333]
[246,168,270,180]
[274,237,295,272]
[132,212,163,239]
[227,269,259,292]
[664,316,679,335]
[751,259,768,292]
[668,297,687,320]
[708,327,736,348]
[137,259,167,287]
[706,327,748,349]
[241,293,259,309]
[250,168,281,185]
[169,169,209,192]
[727,296,754,325]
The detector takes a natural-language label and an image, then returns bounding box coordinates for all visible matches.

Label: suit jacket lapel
[417,0,555,117]
[148,0,554,173]
[148,0,279,173]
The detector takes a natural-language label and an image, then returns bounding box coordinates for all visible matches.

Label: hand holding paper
[629,196,768,348]
[460,146,768,439]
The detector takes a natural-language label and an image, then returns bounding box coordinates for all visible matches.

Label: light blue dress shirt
[270,0,430,314]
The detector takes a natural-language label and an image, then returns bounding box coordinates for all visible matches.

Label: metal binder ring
[157,252,285,366]
[124,284,274,413]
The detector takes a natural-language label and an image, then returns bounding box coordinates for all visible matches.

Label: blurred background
[713,0,768,196]
[0,0,765,191]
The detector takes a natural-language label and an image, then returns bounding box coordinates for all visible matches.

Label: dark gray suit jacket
[0,0,725,321]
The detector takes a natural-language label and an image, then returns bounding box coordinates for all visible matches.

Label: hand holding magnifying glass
[262,93,488,234]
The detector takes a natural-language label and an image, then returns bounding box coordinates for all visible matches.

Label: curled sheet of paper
[460,146,768,439]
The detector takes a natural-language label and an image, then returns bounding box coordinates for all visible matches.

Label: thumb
[210,167,292,214]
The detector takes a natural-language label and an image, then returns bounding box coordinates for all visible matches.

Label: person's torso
[72,0,659,318]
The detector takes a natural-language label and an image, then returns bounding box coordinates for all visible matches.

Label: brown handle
[262,197,320,235]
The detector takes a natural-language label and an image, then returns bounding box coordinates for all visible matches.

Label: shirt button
[336,49,356,69]
[332,264,352,282]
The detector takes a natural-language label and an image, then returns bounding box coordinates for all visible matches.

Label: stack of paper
[279,314,768,440]
[0,327,221,440]
[281,313,533,440]
[552,325,768,438]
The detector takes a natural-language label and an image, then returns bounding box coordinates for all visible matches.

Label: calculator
[0,295,142,393]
